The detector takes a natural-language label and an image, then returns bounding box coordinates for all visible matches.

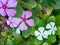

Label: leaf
[22,27,32,38]
[54,0,60,9]
[33,16,40,26]
[48,35,56,43]
[6,39,15,45]
[0,40,4,45]
[42,42,49,45]
[34,38,43,45]
[15,5,23,18]
[56,15,60,26]
[47,16,56,23]
[56,26,60,35]
[23,0,36,10]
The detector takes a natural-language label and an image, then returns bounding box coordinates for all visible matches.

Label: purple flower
[7,17,21,28]
[18,11,34,31]
[0,0,17,16]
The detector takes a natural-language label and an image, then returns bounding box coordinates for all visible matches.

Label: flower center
[2,5,7,9]
[22,18,26,22]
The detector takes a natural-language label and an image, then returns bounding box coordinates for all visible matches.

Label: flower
[0,0,17,16]
[7,17,21,28]
[16,28,20,34]
[46,22,57,35]
[18,11,34,31]
[34,27,49,40]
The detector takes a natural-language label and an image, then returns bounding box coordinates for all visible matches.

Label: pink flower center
[2,5,7,9]
[22,18,26,22]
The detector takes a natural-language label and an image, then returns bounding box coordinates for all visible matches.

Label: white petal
[34,31,40,36]
[52,30,55,35]
[43,31,49,38]
[16,28,20,34]
[38,27,44,33]
[54,26,57,31]
[47,30,52,35]
[37,36,43,40]
[46,24,51,29]
[50,22,55,27]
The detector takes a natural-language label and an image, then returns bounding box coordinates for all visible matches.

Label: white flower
[34,27,49,40]
[16,28,20,34]
[46,22,57,35]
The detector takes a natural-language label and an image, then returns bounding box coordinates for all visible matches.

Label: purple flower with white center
[0,0,17,16]
[7,17,21,28]
[18,11,34,31]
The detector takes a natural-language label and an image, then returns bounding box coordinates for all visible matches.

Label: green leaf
[15,5,23,18]
[34,38,43,45]
[33,16,40,26]
[48,35,56,43]
[56,15,60,26]
[22,27,32,38]
[1,32,7,37]
[6,39,14,45]
[56,26,60,35]
[47,16,56,23]
[54,0,60,9]
[42,42,49,45]
[0,40,4,45]
[23,0,36,10]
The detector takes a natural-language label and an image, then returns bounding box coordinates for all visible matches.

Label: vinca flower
[34,27,49,40]
[0,0,17,16]
[7,17,21,28]
[46,22,57,35]
[18,11,34,31]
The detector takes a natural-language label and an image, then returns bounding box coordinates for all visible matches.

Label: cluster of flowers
[34,22,57,40]
[0,0,34,33]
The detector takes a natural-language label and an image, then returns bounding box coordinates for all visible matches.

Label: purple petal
[22,11,26,18]
[12,18,22,26]
[26,19,34,26]
[19,22,28,31]
[0,0,7,4]
[0,8,6,16]
[7,17,21,28]
[22,11,32,19]
[7,0,17,8]
[6,9,16,17]
[0,2,2,7]
[25,11,32,19]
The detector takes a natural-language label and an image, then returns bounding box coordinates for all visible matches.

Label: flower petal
[19,22,28,31]
[22,11,26,18]
[7,17,21,28]
[7,0,17,8]
[50,22,55,27]
[22,11,32,19]
[6,9,16,16]
[37,36,43,40]
[54,26,57,31]
[26,19,34,26]
[0,2,2,7]
[0,0,7,4]
[35,31,40,36]
[43,31,49,38]
[52,30,55,35]
[25,11,32,19]
[16,28,20,34]
[12,18,21,25]
[46,24,52,29]
[0,8,6,16]
[47,30,52,35]
[38,27,44,33]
